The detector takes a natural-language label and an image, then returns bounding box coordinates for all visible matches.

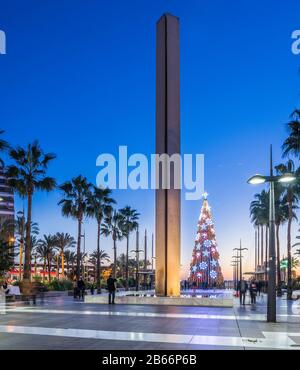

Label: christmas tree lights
[188,192,224,288]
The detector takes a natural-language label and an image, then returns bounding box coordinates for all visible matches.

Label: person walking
[249,280,258,305]
[257,280,262,296]
[237,278,248,305]
[2,281,10,295]
[73,279,78,299]
[107,274,117,304]
[77,277,86,300]
[192,281,197,295]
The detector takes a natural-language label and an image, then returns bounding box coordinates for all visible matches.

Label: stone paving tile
[1,312,231,336]
[1,294,300,350]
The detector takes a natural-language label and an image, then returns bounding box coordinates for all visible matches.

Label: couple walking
[238,279,258,305]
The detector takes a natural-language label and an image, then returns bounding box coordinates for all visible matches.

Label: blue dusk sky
[1,0,300,279]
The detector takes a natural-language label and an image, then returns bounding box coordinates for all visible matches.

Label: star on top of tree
[202,192,209,200]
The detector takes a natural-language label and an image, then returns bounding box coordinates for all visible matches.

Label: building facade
[0,166,15,228]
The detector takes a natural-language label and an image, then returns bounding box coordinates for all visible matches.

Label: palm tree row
[58,176,140,289]
[250,109,300,299]
[29,232,75,281]
[0,134,140,292]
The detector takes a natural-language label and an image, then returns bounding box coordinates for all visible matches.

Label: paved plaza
[0,291,300,350]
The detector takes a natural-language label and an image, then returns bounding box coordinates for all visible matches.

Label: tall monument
[155,14,181,297]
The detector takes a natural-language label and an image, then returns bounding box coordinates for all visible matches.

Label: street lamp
[131,227,143,292]
[232,255,242,291]
[230,261,238,290]
[234,240,248,284]
[247,145,296,322]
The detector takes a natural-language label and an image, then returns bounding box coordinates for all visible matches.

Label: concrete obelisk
[155,13,181,297]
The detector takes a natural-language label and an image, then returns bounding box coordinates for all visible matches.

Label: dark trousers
[250,293,256,304]
[79,288,85,300]
[240,291,246,305]
[108,290,115,304]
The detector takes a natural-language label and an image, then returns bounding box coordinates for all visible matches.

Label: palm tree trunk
[61,250,65,279]
[257,226,260,266]
[287,197,293,300]
[276,223,282,296]
[125,234,129,290]
[19,239,23,281]
[99,259,102,293]
[113,238,117,278]
[96,220,101,293]
[47,258,51,281]
[260,225,264,288]
[265,225,268,285]
[43,259,46,282]
[255,229,257,271]
[76,217,82,281]
[24,191,33,281]
[56,257,59,279]
[261,225,264,272]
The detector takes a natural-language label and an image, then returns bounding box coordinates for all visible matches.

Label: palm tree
[276,160,300,299]
[89,249,110,291]
[282,109,300,158]
[87,187,115,293]
[54,232,76,279]
[58,175,91,281]
[274,183,289,295]
[119,206,139,290]
[7,141,56,281]
[14,215,39,280]
[102,210,124,278]
[250,190,269,284]
[76,252,88,278]
[37,234,57,281]
[35,244,48,282]
[30,235,39,273]
[64,250,76,276]
[89,252,97,274]
[52,253,60,279]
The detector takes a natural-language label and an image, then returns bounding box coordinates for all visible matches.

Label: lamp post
[232,255,241,291]
[131,227,143,292]
[81,230,86,278]
[234,240,248,283]
[230,261,238,290]
[144,229,147,288]
[247,145,296,322]
[254,229,257,277]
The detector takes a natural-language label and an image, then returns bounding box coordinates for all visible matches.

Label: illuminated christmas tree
[188,193,224,288]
